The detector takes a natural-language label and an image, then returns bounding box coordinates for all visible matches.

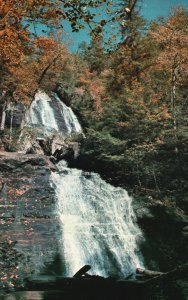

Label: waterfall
[51,161,144,278]
[25,90,82,136]
[24,89,144,279]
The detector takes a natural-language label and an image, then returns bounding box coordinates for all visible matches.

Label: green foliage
[78,38,107,75]
[82,128,127,156]
[1,1,187,202]
[0,128,21,152]
[70,6,188,201]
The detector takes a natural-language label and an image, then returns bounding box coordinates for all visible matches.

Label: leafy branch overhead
[0,0,138,64]
[0,0,139,105]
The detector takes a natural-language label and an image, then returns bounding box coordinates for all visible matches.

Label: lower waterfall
[51,160,144,279]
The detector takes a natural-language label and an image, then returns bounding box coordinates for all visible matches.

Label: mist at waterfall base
[25,91,144,279]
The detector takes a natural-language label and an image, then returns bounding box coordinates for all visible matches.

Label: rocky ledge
[0,152,61,290]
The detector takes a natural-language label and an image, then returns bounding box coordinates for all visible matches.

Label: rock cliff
[0,152,62,290]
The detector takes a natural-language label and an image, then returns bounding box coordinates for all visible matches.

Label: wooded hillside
[1,0,188,204]
[0,2,188,299]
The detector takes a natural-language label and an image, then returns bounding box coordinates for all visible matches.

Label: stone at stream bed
[0,291,45,300]
[182,226,188,238]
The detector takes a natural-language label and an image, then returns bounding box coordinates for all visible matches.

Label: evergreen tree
[78,37,107,75]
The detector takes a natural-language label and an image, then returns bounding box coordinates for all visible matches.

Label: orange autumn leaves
[0,0,110,106]
[0,0,63,66]
[0,1,30,65]
[150,7,188,84]
[0,1,70,104]
[6,37,70,104]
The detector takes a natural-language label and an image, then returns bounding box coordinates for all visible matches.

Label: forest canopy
[0,0,188,200]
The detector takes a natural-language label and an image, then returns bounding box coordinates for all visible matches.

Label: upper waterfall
[51,161,144,279]
[25,90,82,137]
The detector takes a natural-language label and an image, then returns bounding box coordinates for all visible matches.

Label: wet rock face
[0,152,61,289]
[0,240,23,289]
[134,196,188,270]
[132,196,188,300]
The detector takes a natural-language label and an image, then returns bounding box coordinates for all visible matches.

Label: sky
[63,0,188,51]
[33,0,188,52]
[141,0,188,20]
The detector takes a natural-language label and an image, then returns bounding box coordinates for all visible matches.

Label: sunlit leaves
[150,8,188,72]
[0,0,139,71]
[150,7,188,114]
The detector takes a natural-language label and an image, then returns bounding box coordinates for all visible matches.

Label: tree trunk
[0,103,6,130]
[38,54,60,85]
[0,180,8,207]
[170,55,179,152]
[139,264,188,286]
[9,104,14,144]
[136,268,164,277]
[152,167,160,192]
[170,66,177,131]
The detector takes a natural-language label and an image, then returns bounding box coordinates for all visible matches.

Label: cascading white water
[25,90,144,278]
[52,93,82,134]
[25,91,59,134]
[51,161,144,278]
[25,90,82,136]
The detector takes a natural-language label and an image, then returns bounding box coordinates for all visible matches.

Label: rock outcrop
[0,151,61,290]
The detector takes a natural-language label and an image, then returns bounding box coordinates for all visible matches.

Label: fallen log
[73,265,91,278]
[2,263,187,298]
[142,263,188,286]
[24,263,188,289]
[136,268,164,277]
